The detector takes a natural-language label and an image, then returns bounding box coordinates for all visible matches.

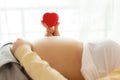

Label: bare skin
[41,21,60,36]
[12,22,85,80]
[32,37,84,80]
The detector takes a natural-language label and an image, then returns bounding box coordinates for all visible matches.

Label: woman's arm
[11,39,67,80]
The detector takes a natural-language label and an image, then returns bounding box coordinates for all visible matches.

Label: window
[0,0,120,46]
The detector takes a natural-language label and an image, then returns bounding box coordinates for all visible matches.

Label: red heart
[42,12,59,27]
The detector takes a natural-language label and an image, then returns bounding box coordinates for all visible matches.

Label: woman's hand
[41,21,60,36]
[11,38,31,54]
[53,22,60,36]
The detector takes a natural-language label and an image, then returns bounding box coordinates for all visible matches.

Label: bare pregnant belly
[32,37,84,80]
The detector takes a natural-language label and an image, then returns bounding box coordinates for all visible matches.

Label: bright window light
[0,0,120,46]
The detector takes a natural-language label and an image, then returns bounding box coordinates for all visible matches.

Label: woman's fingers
[11,38,31,53]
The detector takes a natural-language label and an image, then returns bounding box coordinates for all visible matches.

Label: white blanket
[81,40,120,80]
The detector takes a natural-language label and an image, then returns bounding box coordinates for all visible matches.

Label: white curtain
[0,0,120,46]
